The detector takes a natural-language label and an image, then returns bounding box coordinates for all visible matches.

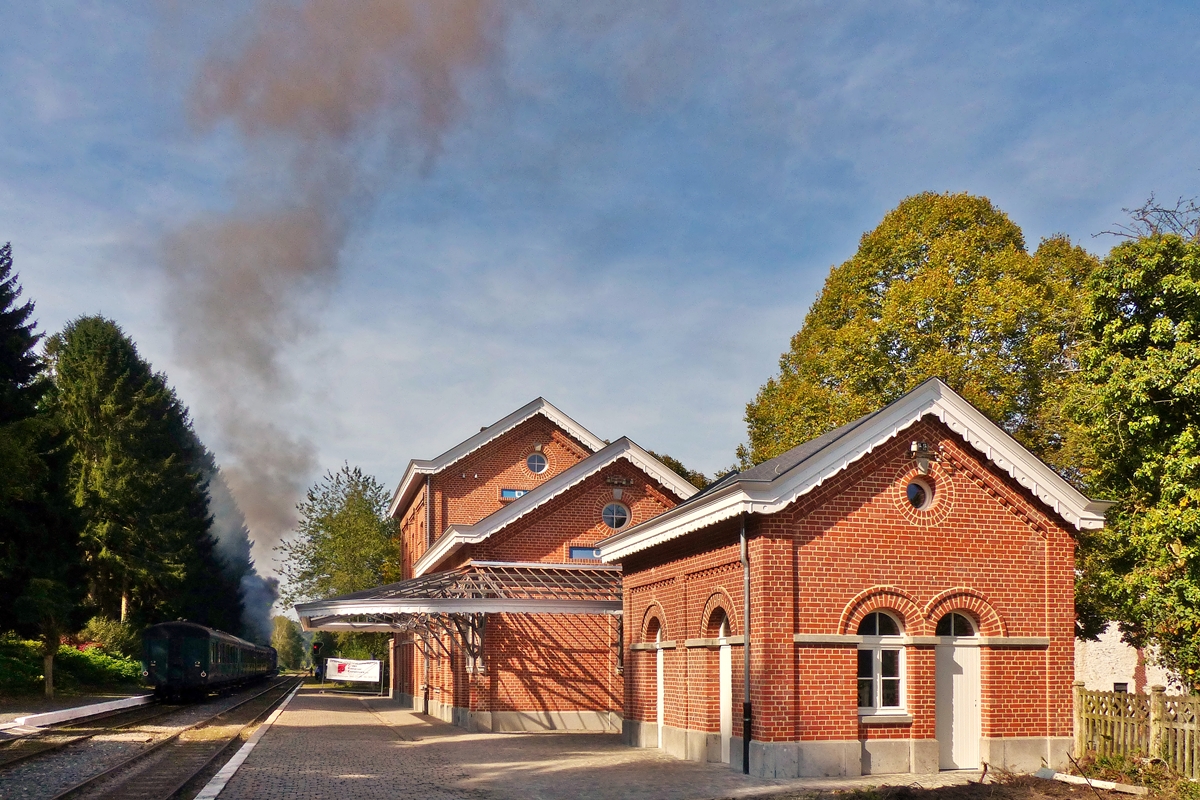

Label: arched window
[856,611,905,713]
[935,612,976,637]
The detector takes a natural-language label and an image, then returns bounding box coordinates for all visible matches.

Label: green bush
[0,634,45,694]
[0,632,142,695]
[79,616,141,659]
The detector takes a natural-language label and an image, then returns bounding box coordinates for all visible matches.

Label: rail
[47,676,301,800]
[0,702,180,769]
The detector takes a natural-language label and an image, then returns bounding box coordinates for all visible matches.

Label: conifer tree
[46,317,230,628]
[0,243,84,697]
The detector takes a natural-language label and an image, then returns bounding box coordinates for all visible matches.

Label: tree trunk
[120,589,128,623]
[43,652,54,699]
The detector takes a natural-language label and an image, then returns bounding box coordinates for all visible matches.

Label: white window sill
[858,712,913,725]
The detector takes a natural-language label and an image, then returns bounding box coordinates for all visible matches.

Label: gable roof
[412,437,698,576]
[387,398,607,518]
[597,378,1113,562]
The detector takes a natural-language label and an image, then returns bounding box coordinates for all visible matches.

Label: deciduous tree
[740,192,1095,475]
[277,464,400,605]
[270,615,304,670]
[1071,233,1200,685]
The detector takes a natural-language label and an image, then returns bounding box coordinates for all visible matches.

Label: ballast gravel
[0,682,286,800]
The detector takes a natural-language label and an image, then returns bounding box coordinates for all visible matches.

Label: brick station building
[296,399,697,732]
[595,379,1112,778]
[297,381,1111,778]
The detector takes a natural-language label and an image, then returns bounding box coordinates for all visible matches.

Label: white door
[719,620,732,763]
[936,644,981,769]
[656,629,665,748]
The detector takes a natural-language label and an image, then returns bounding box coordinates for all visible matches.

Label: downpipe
[741,513,751,774]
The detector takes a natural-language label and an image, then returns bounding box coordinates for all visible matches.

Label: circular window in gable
[906,478,934,510]
[526,452,548,475]
[602,502,630,530]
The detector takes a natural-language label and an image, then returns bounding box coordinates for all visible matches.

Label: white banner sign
[325,658,381,683]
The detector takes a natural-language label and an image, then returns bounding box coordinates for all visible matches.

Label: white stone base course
[410,693,620,733]
[624,719,1068,778]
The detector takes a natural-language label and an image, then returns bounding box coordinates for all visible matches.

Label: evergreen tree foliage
[0,243,43,423]
[1071,234,1200,686]
[740,193,1095,473]
[0,243,85,697]
[45,316,234,629]
[277,464,400,606]
[271,615,304,670]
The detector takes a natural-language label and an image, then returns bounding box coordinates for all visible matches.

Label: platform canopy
[294,560,622,633]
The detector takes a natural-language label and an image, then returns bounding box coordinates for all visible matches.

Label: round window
[906,478,933,510]
[602,502,629,530]
[526,452,548,474]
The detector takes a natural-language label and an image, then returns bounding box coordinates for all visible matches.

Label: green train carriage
[142,621,277,700]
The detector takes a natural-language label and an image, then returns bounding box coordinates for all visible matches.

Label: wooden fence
[1076,681,1200,780]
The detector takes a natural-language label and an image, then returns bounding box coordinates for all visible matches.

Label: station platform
[206,688,982,800]
[0,689,147,727]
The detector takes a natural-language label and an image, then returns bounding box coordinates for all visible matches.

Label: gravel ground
[0,679,290,800]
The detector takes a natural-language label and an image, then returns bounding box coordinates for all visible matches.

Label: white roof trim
[387,398,607,518]
[598,379,1112,562]
[412,438,698,577]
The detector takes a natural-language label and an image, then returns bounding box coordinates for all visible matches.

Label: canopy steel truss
[295,561,624,673]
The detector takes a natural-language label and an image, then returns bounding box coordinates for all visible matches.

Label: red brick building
[296,399,697,732]
[596,380,1111,778]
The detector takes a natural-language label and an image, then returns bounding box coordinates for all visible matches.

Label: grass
[0,632,142,696]
[1070,751,1200,800]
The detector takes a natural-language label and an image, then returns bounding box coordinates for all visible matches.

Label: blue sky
[3,1,1199,568]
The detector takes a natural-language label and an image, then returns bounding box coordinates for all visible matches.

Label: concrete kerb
[193,683,301,800]
[11,694,153,728]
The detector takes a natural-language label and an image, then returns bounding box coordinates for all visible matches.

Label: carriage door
[718,618,732,763]
[936,613,981,769]
[168,633,184,684]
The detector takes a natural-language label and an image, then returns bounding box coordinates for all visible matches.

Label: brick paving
[215,689,982,800]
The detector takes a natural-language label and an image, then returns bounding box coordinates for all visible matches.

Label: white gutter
[386,398,607,519]
[598,379,1113,562]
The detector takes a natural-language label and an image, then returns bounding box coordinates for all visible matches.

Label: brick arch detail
[641,602,668,642]
[923,588,1007,636]
[838,586,923,635]
[699,591,737,638]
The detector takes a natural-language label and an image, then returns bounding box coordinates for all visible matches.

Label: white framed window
[857,611,905,713]
[526,452,548,474]
[906,478,934,510]
[569,545,601,561]
[601,502,630,530]
[934,612,976,637]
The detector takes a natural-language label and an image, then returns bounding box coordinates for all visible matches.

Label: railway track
[0,701,181,769]
[47,676,300,800]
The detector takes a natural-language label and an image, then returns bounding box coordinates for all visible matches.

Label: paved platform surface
[215,689,981,800]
